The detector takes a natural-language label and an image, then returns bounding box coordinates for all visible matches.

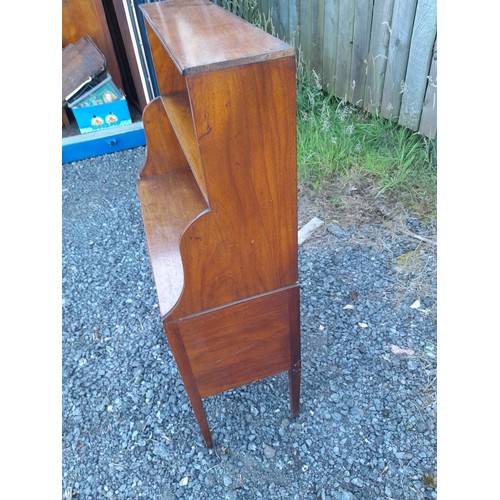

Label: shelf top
[140,0,295,76]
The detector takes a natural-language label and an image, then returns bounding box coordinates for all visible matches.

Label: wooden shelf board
[161,92,207,197]
[137,168,208,318]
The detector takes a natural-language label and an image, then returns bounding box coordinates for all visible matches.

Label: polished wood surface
[179,288,293,398]
[144,19,187,94]
[162,92,207,199]
[137,165,208,318]
[164,321,213,448]
[140,0,294,76]
[140,97,189,177]
[138,0,300,446]
[173,57,297,319]
[288,285,301,417]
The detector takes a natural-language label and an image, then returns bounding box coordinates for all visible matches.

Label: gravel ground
[62,147,437,499]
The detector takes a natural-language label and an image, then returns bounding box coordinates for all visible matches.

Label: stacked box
[68,73,132,134]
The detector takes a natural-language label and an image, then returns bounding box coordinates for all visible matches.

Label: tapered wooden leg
[188,391,213,448]
[163,321,214,447]
[288,286,301,417]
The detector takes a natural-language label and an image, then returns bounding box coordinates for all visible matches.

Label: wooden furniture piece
[62,0,123,91]
[137,0,300,448]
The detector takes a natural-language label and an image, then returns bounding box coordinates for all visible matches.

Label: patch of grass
[423,472,437,489]
[296,68,437,218]
[215,0,437,219]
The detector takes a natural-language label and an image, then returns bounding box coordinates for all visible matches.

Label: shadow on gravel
[62,147,437,500]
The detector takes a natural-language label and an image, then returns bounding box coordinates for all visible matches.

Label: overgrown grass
[296,67,437,218]
[215,0,437,219]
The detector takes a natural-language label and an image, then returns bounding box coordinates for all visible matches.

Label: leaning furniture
[137,0,300,448]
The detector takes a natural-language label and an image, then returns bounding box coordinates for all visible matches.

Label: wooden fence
[215,0,437,139]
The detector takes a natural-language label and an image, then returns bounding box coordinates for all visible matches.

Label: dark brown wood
[144,20,188,94]
[62,0,123,90]
[172,56,298,319]
[62,35,106,104]
[288,285,301,417]
[137,167,208,318]
[178,288,292,398]
[139,97,189,178]
[163,322,213,448]
[62,108,71,128]
[137,0,300,446]
[161,92,207,198]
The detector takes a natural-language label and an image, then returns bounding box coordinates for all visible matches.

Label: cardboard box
[68,73,132,134]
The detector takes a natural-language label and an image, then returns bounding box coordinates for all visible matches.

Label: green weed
[216,0,437,219]
[295,77,436,217]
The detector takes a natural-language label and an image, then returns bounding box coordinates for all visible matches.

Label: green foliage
[215,0,437,218]
[423,472,437,489]
[295,61,437,217]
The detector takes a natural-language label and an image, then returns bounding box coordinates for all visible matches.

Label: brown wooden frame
[137,0,300,447]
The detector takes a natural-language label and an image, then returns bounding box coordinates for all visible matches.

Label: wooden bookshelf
[137,0,300,448]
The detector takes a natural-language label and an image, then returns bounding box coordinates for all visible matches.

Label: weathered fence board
[261,0,271,17]
[399,0,437,131]
[215,0,436,139]
[311,0,326,75]
[349,0,374,106]
[288,0,299,45]
[380,0,418,120]
[322,0,340,93]
[270,0,282,38]
[363,0,395,112]
[418,37,437,138]
[278,0,290,41]
[299,0,313,70]
[335,0,355,100]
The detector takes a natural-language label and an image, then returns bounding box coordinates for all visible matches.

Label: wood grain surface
[137,167,208,318]
[177,288,293,398]
[138,1,300,446]
[140,0,294,75]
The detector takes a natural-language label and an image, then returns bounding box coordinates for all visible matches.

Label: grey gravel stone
[263,444,276,459]
[351,477,363,487]
[62,147,437,499]
[327,224,350,238]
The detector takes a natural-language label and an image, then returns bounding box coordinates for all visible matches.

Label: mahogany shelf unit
[137,0,301,448]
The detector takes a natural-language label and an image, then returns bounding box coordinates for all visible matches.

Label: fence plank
[223,0,437,139]
[276,0,289,41]
[288,0,299,45]
[299,0,313,69]
[418,37,437,139]
[261,0,271,18]
[349,0,374,106]
[322,0,340,94]
[380,0,417,120]
[271,0,281,38]
[310,0,326,78]
[399,0,436,130]
[335,0,355,100]
[363,0,394,112]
